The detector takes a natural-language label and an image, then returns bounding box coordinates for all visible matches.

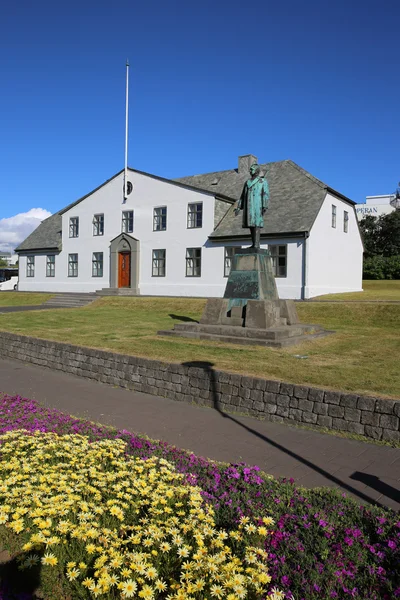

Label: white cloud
[0,208,52,253]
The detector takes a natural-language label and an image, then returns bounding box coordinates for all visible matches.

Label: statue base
[223,248,278,312]
[158,248,332,348]
[158,298,331,349]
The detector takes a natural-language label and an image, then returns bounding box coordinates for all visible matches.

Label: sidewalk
[0,357,399,511]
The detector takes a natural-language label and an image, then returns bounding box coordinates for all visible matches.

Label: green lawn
[0,296,398,398]
[313,280,400,301]
[0,292,53,306]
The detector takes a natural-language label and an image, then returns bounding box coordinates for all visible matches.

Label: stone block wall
[0,331,399,443]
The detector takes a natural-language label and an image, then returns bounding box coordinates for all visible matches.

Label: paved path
[0,357,399,511]
[0,305,55,313]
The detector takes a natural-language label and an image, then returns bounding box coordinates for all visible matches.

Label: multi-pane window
[152,249,166,277]
[187,203,203,228]
[153,207,167,231]
[69,217,79,238]
[26,256,35,277]
[344,210,349,233]
[224,247,236,277]
[93,214,104,236]
[186,248,202,277]
[332,205,337,228]
[46,255,55,277]
[122,211,134,233]
[68,253,78,277]
[92,252,103,277]
[268,245,287,278]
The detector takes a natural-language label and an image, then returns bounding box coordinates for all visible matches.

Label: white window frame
[187,203,203,229]
[26,256,35,277]
[69,217,79,238]
[46,255,55,277]
[344,210,349,233]
[332,205,337,229]
[152,249,166,277]
[68,253,78,277]
[153,206,167,231]
[268,245,287,278]
[186,247,202,277]
[92,252,103,277]
[224,247,236,277]
[122,211,134,233]
[93,214,104,236]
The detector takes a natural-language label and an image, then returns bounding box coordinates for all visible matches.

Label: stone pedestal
[158,248,331,348]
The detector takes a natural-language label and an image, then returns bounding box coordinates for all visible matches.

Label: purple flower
[319,519,328,528]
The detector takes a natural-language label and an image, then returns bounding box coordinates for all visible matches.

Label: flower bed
[0,395,399,600]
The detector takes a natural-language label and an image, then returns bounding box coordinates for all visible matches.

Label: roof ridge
[285,160,326,190]
[176,168,237,179]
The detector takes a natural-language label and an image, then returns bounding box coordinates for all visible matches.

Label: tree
[359,210,400,259]
[359,215,381,259]
[0,258,8,267]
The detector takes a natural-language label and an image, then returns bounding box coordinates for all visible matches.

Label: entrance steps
[43,293,98,309]
[96,288,139,296]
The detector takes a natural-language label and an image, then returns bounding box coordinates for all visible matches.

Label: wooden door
[118,252,131,288]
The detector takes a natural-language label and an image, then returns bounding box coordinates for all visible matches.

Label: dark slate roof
[176,159,355,238]
[15,213,62,253]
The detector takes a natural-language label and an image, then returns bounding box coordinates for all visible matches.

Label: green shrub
[363,255,400,279]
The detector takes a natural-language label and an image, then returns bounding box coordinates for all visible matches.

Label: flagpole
[124,59,129,200]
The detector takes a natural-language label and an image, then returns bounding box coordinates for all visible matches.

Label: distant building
[355,195,397,220]
[0,252,18,266]
[15,155,363,299]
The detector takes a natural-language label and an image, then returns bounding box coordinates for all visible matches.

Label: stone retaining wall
[0,331,399,443]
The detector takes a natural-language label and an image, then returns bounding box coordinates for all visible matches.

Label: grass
[0,295,399,398]
[313,280,400,301]
[0,292,53,306]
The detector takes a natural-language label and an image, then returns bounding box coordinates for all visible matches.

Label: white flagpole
[124,59,129,200]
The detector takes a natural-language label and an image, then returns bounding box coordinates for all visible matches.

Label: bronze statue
[235,163,269,249]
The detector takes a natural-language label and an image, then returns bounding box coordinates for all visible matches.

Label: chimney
[238,154,258,175]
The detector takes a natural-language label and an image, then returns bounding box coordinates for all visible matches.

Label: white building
[0,252,18,266]
[355,194,397,220]
[15,155,363,299]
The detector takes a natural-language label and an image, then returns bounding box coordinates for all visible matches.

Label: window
[69,217,79,238]
[46,255,55,277]
[152,249,166,277]
[332,205,337,228]
[122,211,134,233]
[92,252,103,277]
[68,253,78,277]
[187,203,203,228]
[153,206,167,231]
[93,214,104,236]
[344,210,349,233]
[186,247,201,277]
[268,245,287,278]
[224,247,236,277]
[26,256,35,277]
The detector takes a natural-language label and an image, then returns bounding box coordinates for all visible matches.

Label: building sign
[355,195,396,220]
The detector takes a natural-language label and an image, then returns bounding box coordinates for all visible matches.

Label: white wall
[19,171,222,294]
[306,193,363,298]
[17,167,306,298]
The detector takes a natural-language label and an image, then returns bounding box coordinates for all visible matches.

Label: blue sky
[0,0,399,229]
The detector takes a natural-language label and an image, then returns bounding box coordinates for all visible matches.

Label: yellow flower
[120,579,138,598]
[67,567,80,581]
[41,552,58,567]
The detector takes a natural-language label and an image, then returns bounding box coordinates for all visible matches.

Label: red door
[118,252,131,288]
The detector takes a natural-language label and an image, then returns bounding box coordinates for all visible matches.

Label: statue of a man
[234,163,269,249]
